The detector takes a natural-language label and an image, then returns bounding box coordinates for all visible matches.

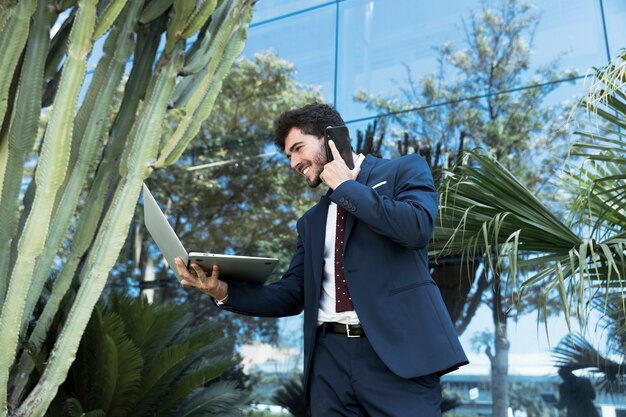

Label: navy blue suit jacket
[222,153,468,392]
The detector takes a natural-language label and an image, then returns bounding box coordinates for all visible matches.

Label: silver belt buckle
[346,324,361,338]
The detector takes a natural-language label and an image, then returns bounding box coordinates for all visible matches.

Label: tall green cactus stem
[18,17,163,349]
[0,0,41,300]
[0,6,12,30]
[0,1,97,415]
[181,0,217,39]
[0,0,36,130]
[11,21,163,399]
[19,0,141,335]
[0,0,53,305]
[161,25,248,168]
[93,0,128,39]
[0,139,7,200]
[139,0,173,24]
[164,0,195,54]
[14,44,183,417]
[156,2,252,167]
[44,14,73,85]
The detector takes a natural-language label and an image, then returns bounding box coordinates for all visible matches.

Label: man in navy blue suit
[175,103,468,416]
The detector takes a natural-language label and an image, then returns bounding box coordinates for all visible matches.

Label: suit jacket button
[351,207,357,212]
[339,197,345,203]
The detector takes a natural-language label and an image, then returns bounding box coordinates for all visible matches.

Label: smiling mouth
[302,167,310,175]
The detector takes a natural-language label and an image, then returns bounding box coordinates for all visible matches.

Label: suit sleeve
[217,220,306,317]
[330,154,437,249]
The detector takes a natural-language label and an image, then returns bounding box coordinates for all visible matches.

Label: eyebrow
[287,141,304,155]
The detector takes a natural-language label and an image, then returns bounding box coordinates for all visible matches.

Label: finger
[175,258,193,279]
[190,262,206,279]
[327,140,344,163]
[210,264,220,278]
[174,257,185,269]
[319,169,328,185]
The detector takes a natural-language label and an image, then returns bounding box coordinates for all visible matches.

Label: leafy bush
[47,295,247,417]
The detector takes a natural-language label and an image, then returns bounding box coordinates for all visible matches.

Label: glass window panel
[251,0,333,25]
[532,0,608,72]
[243,6,336,104]
[336,0,607,124]
[541,77,584,107]
[347,78,584,161]
[336,0,481,122]
[603,0,626,59]
[344,119,372,152]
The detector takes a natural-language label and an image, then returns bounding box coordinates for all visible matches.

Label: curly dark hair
[274,103,345,150]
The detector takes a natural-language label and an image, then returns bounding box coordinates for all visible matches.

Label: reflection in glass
[532,0,607,71]
[336,0,608,123]
[336,0,479,121]
[603,0,626,59]
[243,6,336,103]
[251,0,332,25]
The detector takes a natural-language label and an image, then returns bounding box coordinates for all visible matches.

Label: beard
[305,143,328,188]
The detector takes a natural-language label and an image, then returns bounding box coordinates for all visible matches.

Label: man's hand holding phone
[320,140,360,190]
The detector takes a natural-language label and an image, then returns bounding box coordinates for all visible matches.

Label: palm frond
[553,333,625,393]
[434,150,582,289]
[272,375,306,417]
[106,337,143,417]
[435,150,581,258]
[592,293,626,355]
[61,398,106,417]
[172,381,245,417]
[67,305,144,416]
[55,295,243,417]
[158,357,238,413]
[61,398,86,417]
[434,148,626,329]
[109,295,195,363]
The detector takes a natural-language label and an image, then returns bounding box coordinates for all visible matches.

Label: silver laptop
[142,183,278,284]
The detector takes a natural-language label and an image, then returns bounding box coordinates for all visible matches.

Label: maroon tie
[335,206,354,312]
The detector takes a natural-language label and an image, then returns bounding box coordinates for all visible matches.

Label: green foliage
[0,0,255,415]
[272,375,306,417]
[434,47,626,332]
[114,51,323,345]
[48,295,246,417]
[434,46,626,404]
[435,149,582,298]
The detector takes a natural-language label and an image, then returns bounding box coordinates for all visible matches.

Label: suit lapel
[309,191,331,292]
[344,155,376,244]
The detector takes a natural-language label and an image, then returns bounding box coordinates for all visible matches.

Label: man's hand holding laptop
[175,258,229,303]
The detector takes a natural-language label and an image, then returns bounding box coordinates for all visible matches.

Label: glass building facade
[242,0,626,138]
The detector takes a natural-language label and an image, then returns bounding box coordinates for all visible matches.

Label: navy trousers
[310,327,442,417]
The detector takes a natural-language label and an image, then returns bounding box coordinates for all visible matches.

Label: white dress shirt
[317,154,364,325]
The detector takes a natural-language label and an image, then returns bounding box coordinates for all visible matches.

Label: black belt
[320,322,365,337]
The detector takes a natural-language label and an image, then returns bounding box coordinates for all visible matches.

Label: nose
[290,155,300,170]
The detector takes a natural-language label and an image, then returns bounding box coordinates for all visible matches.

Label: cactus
[0,0,254,415]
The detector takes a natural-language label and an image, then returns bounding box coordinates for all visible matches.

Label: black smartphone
[324,126,354,169]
